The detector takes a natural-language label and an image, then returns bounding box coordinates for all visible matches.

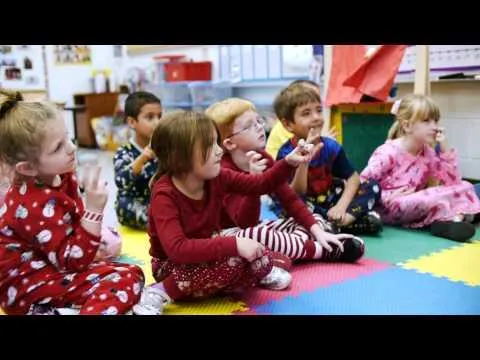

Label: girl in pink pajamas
[0,89,151,315]
[361,94,480,242]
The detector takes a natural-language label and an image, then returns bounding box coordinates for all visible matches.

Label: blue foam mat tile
[260,200,278,221]
[254,267,480,315]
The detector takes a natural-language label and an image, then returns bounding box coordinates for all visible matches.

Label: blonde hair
[387,94,440,140]
[149,110,221,187]
[0,89,59,178]
[205,98,256,141]
[273,84,321,124]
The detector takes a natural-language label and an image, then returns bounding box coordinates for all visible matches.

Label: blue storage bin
[143,82,192,107]
[188,81,233,107]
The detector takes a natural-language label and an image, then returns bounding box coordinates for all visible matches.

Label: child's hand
[142,145,156,160]
[435,127,449,152]
[236,237,265,262]
[314,232,351,253]
[80,164,108,213]
[327,204,347,224]
[435,127,446,144]
[246,151,268,174]
[323,126,338,140]
[307,127,322,144]
[306,128,324,159]
[285,139,314,167]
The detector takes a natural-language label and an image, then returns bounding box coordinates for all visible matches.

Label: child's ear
[15,161,38,177]
[223,138,237,152]
[127,116,137,129]
[281,119,295,133]
[402,120,412,134]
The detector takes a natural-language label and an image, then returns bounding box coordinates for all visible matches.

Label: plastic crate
[165,61,212,82]
[188,81,233,107]
[143,82,192,107]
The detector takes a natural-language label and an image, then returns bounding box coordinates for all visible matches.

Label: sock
[151,282,166,293]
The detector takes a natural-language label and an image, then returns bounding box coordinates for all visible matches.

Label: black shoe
[469,213,480,224]
[474,213,480,224]
[340,211,383,235]
[430,221,475,242]
[320,236,365,263]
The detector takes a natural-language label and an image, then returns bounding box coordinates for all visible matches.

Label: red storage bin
[164,61,212,82]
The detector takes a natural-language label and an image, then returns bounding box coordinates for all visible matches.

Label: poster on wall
[54,45,92,65]
[282,45,312,79]
[0,45,46,90]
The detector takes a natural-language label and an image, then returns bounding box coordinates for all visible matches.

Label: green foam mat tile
[114,254,145,267]
[362,226,459,264]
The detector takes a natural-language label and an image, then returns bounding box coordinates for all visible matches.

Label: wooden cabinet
[72,92,118,148]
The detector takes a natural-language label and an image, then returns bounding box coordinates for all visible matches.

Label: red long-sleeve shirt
[0,173,101,294]
[148,159,293,265]
[220,151,317,231]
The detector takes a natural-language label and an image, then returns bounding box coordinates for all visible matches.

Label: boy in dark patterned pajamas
[114,92,162,230]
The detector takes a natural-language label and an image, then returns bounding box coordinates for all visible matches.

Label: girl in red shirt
[133,110,312,315]
[0,89,146,315]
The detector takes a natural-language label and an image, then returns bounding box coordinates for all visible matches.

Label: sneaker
[464,213,480,224]
[430,221,475,242]
[340,211,383,235]
[320,236,365,263]
[132,286,171,315]
[259,266,292,291]
[28,304,58,315]
[56,307,80,315]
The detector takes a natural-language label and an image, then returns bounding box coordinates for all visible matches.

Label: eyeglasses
[227,117,266,138]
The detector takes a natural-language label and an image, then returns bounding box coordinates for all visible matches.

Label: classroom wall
[40,45,479,180]
[45,45,125,138]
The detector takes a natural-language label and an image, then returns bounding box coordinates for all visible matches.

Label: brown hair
[273,84,321,124]
[388,94,440,140]
[205,98,256,141]
[149,110,221,187]
[0,89,59,178]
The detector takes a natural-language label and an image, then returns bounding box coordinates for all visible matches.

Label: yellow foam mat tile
[119,226,251,314]
[118,225,155,285]
[401,240,480,287]
[164,298,248,315]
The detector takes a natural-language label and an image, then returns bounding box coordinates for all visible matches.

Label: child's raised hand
[435,127,446,143]
[323,126,339,140]
[246,151,268,174]
[306,128,324,159]
[285,139,315,167]
[236,237,265,262]
[142,145,156,160]
[80,164,108,213]
[307,127,322,144]
[434,127,449,153]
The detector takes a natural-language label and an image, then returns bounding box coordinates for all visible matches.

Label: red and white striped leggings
[221,214,328,260]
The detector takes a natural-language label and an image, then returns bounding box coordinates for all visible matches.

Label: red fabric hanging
[324,45,366,107]
[343,45,408,101]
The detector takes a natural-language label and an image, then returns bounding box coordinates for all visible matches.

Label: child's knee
[364,179,382,200]
[120,264,145,285]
